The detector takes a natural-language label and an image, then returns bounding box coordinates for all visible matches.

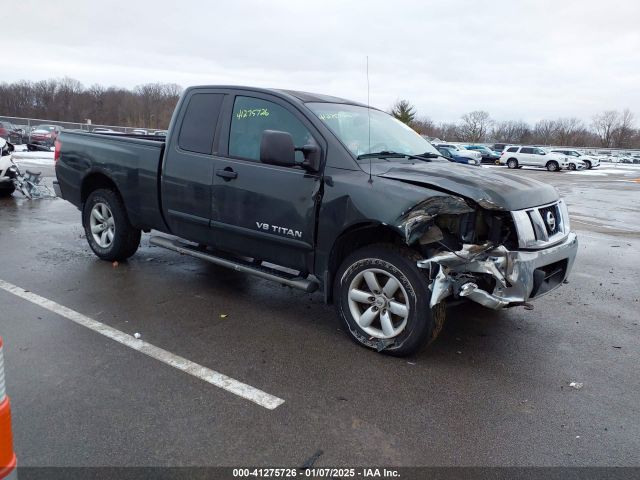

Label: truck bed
[56,131,168,232]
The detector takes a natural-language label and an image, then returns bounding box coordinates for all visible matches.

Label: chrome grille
[511,200,570,249]
[538,204,561,236]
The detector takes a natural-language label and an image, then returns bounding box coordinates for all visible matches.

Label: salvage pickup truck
[54,86,578,356]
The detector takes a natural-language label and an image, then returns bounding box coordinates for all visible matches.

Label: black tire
[334,244,446,356]
[568,163,576,171]
[546,161,559,172]
[0,180,15,197]
[82,188,141,261]
[584,160,592,169]
[0,186,15,197]
[507,158,518,169]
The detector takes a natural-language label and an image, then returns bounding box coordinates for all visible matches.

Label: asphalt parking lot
[1,159,639,467]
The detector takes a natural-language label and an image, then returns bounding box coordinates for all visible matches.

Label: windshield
[307,103,440,160]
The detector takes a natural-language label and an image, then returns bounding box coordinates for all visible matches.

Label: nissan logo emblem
[546,211,556,231]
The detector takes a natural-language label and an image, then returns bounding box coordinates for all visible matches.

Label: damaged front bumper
[417,232,578,309]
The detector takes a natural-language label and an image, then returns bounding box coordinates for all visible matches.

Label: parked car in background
[549,149,600,169]
[465,145,501,163]
[490,143,508,153]
[434,143,482,161]
[92,127,118,133]
[500,146,570,171]
[30,124,62,146]
[564,157,586,170]
[131,129,148,135]
[0,121,23,144]
[153,130,168,137]
[437,147,481,165]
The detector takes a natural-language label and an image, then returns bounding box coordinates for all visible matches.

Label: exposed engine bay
[397,195,578,310]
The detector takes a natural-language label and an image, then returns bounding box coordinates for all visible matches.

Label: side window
[229,96,314,163]
[507,147,518,153]
[178,93,224,154]
[533,148,545,155]
[520,147,534,154]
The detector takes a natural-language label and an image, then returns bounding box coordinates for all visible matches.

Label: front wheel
[82,188,141,261]
[584,160,592,169]
[334,245,446,356]
[546,161,559,172]
[568,163,576,171]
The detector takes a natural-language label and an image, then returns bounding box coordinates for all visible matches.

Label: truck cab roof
[188,85,369,108]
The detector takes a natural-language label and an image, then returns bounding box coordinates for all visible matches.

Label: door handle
[216,168,238,180]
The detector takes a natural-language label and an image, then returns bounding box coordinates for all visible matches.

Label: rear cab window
[178,93,225,154]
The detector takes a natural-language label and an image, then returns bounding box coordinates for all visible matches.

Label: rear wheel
[546,161,559,172]
[82,188,141,261]
[507,158,518,169]
[334,244,446,356]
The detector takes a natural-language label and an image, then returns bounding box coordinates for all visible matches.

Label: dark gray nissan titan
[54,86,578,356]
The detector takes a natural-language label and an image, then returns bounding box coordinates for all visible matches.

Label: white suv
[500,146,570,172]
[549,149,600,169]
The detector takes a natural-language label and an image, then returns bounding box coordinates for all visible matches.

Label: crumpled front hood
[375,161,559,211]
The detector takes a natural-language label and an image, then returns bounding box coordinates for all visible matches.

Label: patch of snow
[566,170,608,176]
[12,152,54,161]
[14,158,55,166]
[568,168,639,176]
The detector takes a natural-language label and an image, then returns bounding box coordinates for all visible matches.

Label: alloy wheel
[90,202,115,248]
[347,268,410,339]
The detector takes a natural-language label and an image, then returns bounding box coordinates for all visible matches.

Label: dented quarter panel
[314,166,460,278]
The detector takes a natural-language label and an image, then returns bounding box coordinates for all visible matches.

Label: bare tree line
[0,78,182,129]
[1,78,638,148]
[392,100,640,149]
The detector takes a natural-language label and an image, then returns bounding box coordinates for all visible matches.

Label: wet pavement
[0,160,639,467]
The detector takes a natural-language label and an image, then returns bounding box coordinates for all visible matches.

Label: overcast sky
[6,0,639,123]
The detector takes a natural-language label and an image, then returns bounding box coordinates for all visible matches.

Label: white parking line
[0,278,285,410]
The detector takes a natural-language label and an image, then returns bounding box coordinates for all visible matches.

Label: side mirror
[260,130,296,167]
[297,144,321,172]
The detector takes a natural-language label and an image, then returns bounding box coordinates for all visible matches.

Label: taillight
[54,139,62,163]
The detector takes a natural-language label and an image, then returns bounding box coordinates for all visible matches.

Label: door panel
[519,147,534,166]
[210,93,324,272]
[162,92,224,243]
[212,159,321,271]
[533,149,547,166]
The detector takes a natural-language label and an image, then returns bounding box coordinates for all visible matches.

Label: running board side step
[149,236,319,293]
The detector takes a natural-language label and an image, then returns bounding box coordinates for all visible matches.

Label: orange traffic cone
[0,337,17,480]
